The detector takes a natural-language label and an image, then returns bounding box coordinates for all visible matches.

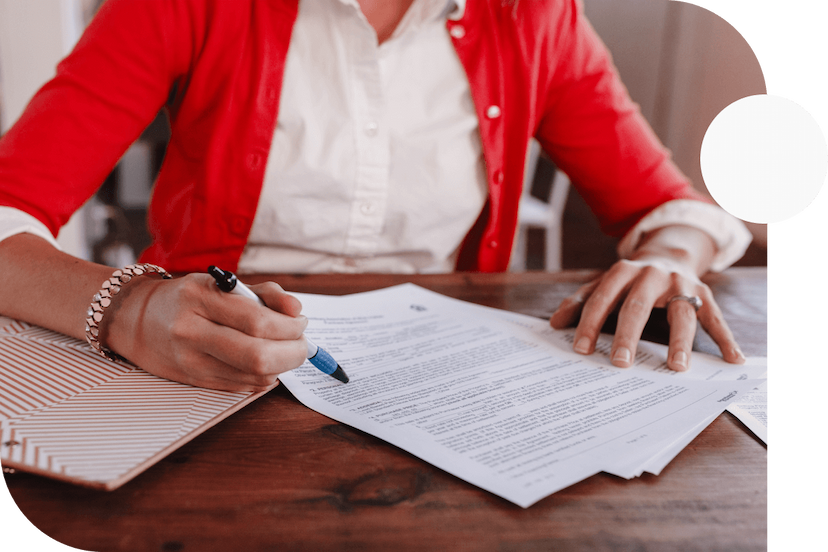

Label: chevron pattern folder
[0,317,263,490]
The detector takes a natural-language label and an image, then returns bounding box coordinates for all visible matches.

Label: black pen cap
[207,265,238,292]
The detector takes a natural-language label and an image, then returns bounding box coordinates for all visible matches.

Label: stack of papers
[280,284,766,508]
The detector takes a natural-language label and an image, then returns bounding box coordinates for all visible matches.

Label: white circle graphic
[700,94,827,223]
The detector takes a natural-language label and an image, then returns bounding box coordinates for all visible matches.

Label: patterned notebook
[0,317,263,490]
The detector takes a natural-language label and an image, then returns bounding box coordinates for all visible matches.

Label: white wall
[0,0,90,132]
[584,0,767,245]
[0,0,91,257]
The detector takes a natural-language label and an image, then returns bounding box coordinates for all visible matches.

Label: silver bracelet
[85,263,172,361]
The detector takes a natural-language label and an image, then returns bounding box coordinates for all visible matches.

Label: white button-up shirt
[238,0,487,274]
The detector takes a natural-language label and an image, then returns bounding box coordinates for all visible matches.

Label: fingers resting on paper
[549,259,746,371]
[103,273,308,392]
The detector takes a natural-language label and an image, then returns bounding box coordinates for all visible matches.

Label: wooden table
[3,268,767,552]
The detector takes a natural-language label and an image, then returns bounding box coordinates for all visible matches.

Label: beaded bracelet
[85,263,172,361]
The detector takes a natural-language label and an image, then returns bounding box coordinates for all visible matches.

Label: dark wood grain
[3,268,767,552]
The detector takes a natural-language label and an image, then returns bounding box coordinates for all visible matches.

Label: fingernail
[672,351,688,371]
[612,347,631,365]
[298,315,309,330]
[574,337,591,354]
[731,346,745,362]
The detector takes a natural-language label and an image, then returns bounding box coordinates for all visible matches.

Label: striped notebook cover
[0,317,264,490]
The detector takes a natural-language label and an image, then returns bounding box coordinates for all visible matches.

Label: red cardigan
[0,0,703,273]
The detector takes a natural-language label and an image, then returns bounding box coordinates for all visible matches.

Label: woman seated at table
[0,0,751,391]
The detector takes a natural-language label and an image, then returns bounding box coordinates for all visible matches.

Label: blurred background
[0,0,767,270]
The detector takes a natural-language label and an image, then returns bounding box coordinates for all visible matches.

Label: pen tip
[331,366,349,384]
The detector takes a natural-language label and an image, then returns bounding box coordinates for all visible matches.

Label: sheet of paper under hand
[414,290,768,479]
[279,284,766,508]
[415,291,768,478]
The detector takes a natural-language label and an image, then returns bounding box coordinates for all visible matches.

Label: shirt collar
[334,0,465,34]
[447,0,466,21]
[391,0,466,40]
[336,0,464,18]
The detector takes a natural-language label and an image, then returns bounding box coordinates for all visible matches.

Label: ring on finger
[667,294,703,312]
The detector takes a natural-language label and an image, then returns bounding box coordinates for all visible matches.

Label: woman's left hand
[549,226,746,371]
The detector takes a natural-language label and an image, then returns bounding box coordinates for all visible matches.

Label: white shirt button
[360,202,376,215]
[449,25,466,39]
[365,122,378,136]
[486,105,501,119]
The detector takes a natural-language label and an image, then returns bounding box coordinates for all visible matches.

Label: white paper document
[726,382,767,444]
[279,284,766,508]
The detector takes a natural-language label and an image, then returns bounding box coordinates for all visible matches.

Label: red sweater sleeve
[0,0,187,236]
[534,0,707,237]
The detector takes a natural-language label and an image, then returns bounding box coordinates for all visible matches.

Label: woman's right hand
[0,234,308,392]
[101,273,310,392]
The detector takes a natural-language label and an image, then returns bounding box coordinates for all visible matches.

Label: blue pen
[207,266,349,384]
